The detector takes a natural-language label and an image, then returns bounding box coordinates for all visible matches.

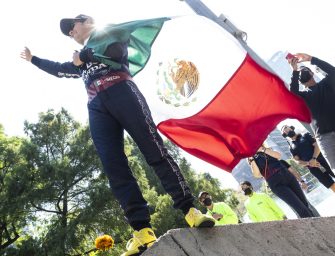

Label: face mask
[299,70,312,83]
[203,198,212,206]
[287,131,296,138]
[243,188,253,196]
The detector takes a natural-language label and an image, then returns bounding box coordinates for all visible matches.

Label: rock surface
[143,217,335,256]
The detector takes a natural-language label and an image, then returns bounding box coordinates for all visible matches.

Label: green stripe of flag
[86,17,171,76]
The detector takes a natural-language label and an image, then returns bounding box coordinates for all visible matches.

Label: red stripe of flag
[157,55,311,171]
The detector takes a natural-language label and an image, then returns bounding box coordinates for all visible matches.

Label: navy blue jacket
[290,133,315,161]
[31,42,130,89]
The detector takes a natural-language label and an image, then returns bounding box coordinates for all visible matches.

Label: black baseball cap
[60,14,91,36]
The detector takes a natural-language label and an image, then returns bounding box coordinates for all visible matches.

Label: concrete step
[143,217,335,256]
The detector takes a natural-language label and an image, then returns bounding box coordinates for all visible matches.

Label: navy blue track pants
[87,80,194,225]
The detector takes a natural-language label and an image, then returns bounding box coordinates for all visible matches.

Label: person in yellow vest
[240,181,287,222]
[198,191,239,225]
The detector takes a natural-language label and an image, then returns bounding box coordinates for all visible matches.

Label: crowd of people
[19,13,335,256]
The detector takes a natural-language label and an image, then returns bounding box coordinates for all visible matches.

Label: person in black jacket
[281,125,335,192]
[248,144,315,218]
[20,14,214,256]
[289,54,335,173]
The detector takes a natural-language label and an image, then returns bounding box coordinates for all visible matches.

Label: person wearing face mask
[288,54,335,173]
[240,181,286,222]
[198,191,239,225]
[281,125,335,192]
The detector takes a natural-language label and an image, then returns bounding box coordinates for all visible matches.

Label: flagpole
[181,0,275,74]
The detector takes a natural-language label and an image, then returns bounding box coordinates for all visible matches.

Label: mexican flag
[87,15,311,171]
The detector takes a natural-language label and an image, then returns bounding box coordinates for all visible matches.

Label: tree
[9,109,131,256]
[0,124,28,251]
[2,109,240,255]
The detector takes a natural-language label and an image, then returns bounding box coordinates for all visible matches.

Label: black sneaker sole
[198,220,215,228]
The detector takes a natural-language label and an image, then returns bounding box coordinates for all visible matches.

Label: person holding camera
[288,54,335,173]
[198,191,239,225]
[248,144,315,218]
[281,125,335,192]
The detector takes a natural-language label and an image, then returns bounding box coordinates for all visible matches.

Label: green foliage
[1,109,240,255]
[150,194,187,236]
[125,138,240,231]
[0,127,28,251]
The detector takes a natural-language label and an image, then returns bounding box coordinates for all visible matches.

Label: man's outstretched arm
[20,47,81,78]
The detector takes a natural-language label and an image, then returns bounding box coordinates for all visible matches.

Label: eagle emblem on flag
[156,59,199,107]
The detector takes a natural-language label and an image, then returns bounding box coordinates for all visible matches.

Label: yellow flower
[95,234,114,251]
